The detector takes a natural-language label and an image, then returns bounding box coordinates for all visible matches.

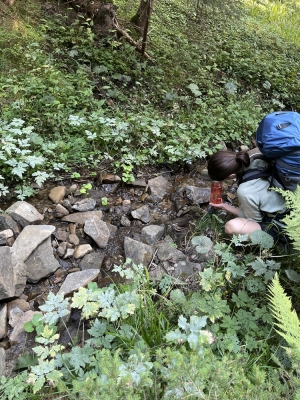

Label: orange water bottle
[210,181,223,204]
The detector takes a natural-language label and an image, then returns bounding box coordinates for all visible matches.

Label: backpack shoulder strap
[239,168,272,185]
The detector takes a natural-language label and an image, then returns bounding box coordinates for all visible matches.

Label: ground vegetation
[0,0,300,398]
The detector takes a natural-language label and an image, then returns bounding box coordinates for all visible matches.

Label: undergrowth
[0,0,300,199]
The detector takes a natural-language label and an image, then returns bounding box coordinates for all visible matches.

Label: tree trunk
[131,0,154,32]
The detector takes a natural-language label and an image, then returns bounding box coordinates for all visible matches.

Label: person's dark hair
[207,150,250,181]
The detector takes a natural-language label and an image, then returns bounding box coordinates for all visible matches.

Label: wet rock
[73,244,93,259]
[173,260,204,278]
[62,210,103,225]
[148,175,173,202]
[72,198,96,212]
[84,216,110,248]
[156,241,186,262]
[8,307,24,328]
[6,201,44,228]
[0,229,14,245]
[0,348,5,377]
[69,233,80,246]
[79,252,105,271]
[121,215,131,227]
[102,174,121,183]
[124,237,153,267]
[25,237,60,283]
[55,204,69,216]
[0,304,7,339]
[58,269,100,296]
[49,186,66,203]
[185,186,210,204]
[131,205,150,223]
[11,225,55,263]
[9,311,42,344]
[0,247,15,300]
[141,225,165,245]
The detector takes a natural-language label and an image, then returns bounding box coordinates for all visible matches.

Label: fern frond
[277,187,300,251]
[268,274,300,353]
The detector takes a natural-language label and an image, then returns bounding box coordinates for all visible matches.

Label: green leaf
[191,236,213,253]
[285,269,300,283]
[249,230,274,249]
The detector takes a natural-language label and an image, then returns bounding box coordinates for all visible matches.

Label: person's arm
[210,202,240,216]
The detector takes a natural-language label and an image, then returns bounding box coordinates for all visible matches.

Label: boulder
[6,201,43,227]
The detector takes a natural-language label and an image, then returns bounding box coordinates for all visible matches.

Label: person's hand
[209,202,225,209]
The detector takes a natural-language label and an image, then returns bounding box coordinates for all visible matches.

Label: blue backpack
[240,111,300,191]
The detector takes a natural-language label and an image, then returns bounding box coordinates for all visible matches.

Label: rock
[9,311,42,344]
[0,229,14,245]
[13,261,27,297]
[57,242,67,257]
[148,175,173,202]
[64,248,75,259]
[11,225,55,263]
[58,269,100,296]
[72,198,96,212]
[102,174,121,183]
[73,244,93,259]
[130,179,147,187]
[84,216,110,248]
[62,210,103,225]
[185,186,210,204]
[106,222,118,238]
[7,299,30,314]
[0,304,7,339]
[69,224,76,234]
[8,307,24,328]
[124,237,153,267]
[131,205,150,223]
[122,199,131,214]
[79,252,105,271]
[141,225,165,245]
[6,201,44,228]
[62,199,73,213]
[53,228,69,242]
[173,260,203,278]
[25,237,60,283]
[0,211,21,236]
[0,348,5,377]
[55,204,69,216]
[156,241,186,262]
[121,215,131,227]
[69,233,80,246]
[239,145,250,152]
[49,186,66,203]
[0,247,15,300]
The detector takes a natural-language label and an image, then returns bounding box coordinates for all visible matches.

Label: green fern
[268,274,300,363]
[277,187,300,251]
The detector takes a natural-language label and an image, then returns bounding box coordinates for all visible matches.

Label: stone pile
[0,169,223,376]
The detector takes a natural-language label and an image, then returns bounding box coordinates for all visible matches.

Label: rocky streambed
[0,161,238,376]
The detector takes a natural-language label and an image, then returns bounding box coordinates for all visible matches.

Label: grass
[245,0,300,45]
